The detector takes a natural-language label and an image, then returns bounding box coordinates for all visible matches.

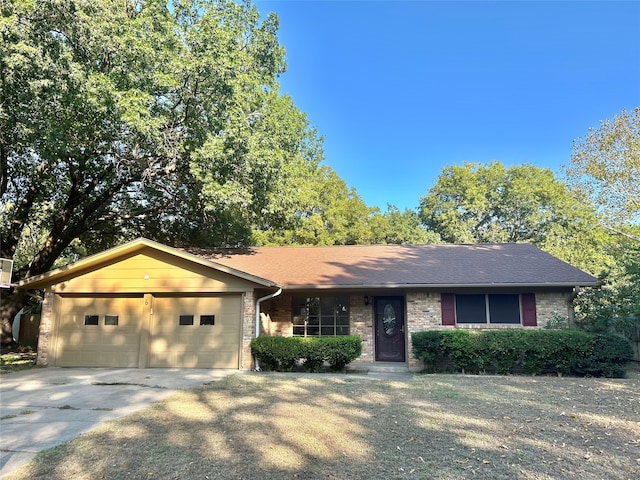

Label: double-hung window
[291,296,350,337]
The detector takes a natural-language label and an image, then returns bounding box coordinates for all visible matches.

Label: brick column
[36,290,55,366]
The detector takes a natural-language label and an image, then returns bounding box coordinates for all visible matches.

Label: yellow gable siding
[52,250,258,293]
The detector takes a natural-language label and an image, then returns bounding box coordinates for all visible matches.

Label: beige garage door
[149,295,241,368]
[56,295,143,367]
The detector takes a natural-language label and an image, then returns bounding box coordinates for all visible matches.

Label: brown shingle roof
[185,243,599,289]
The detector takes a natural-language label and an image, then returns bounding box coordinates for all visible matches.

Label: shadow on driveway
[0,367,238,478]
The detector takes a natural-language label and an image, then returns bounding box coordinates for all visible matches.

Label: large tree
[0,0,321,343]
[566,107,640,232]
[418,162,612,274]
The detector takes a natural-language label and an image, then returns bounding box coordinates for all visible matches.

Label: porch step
[347,362,410,374]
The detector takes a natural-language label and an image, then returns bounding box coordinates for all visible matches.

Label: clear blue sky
[256,0,640,211]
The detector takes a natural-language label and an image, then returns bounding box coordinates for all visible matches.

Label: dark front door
[374,296,406,362]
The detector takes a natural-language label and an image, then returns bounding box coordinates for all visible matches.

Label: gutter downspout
[254,288,282,371]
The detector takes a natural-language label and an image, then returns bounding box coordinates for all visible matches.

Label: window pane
[179,315,194,326]
[320,315,335,326]
[307,298,320,316]
[290,296,350,337]
[488,294,521,324]
[84,315,99,326]
[455,295,487,323]
[335,297,349,316]
[321,326,335,336]
[200,315,215,326]
[336,325,350,336]
[320,297,334,315]
[104,315,119,326]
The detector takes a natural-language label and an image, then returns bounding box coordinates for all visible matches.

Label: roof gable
[18,238,278,289]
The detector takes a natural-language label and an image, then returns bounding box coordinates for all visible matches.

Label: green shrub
[250,336,362,372]
[439,330,481,373]
[520,330,593,375]
[411,331,444,372]
[411,329,631,377]
[481,330,525,374]
[250,336,303,371]
[570,334,634,377]
[320,336,362,371]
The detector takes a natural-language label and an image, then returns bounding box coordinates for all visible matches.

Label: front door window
[375,296,406,362]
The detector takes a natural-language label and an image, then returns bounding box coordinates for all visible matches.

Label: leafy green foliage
[249,336,304,371]
[574,245,640,348]
[566,107,640,226]
[251,167,436,246]
[570,334,635,378]
[418,162,612,275]
[411,330,632,377]
[250,336,362,372]
[0,0,325,340]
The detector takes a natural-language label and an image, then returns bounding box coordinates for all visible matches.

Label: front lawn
[7,368,640,479]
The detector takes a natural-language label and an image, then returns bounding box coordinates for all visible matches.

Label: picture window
[291,296,350,337]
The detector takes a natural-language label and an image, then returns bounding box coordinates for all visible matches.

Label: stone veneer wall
[36,290,55,366]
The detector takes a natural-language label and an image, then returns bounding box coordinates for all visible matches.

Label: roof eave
[17,238,280,289]
[279,281,601,290]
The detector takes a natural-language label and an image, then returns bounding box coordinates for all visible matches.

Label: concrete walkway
[0,367,238,478]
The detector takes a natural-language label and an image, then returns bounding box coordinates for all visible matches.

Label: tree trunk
[0,288,29,346]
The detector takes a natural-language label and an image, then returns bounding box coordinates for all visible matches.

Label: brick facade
[240,291,255,369]
[36,287,573,370]
[256,290,573,371]
[36,291,55,366]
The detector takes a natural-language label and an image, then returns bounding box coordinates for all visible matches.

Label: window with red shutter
[441,293,455,326]
[521,293,537,327]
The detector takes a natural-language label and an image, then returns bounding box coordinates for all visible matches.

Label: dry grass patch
[7,370,640,480]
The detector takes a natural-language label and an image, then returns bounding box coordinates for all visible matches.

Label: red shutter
[441,293,455,326]
[521,293,537,327]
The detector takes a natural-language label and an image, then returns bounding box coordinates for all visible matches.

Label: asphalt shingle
[185,243,599,289]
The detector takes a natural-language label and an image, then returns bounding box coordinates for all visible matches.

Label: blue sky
[256,0,640,211]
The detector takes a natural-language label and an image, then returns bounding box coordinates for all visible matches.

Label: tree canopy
[418,162,612,275]
[252,166,437,246]
[0,0,322,341]
[566,107,640,229]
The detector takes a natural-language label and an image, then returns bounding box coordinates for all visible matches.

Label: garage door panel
[56,295,143,367]
[150,295,241,368]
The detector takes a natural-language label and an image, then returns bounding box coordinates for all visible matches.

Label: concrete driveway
[0,367,238,478]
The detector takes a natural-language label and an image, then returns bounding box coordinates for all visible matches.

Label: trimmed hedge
[250,336,362,372]
[411,330,633,377]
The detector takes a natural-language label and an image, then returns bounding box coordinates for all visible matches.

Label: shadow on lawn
[11,373,640,479]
